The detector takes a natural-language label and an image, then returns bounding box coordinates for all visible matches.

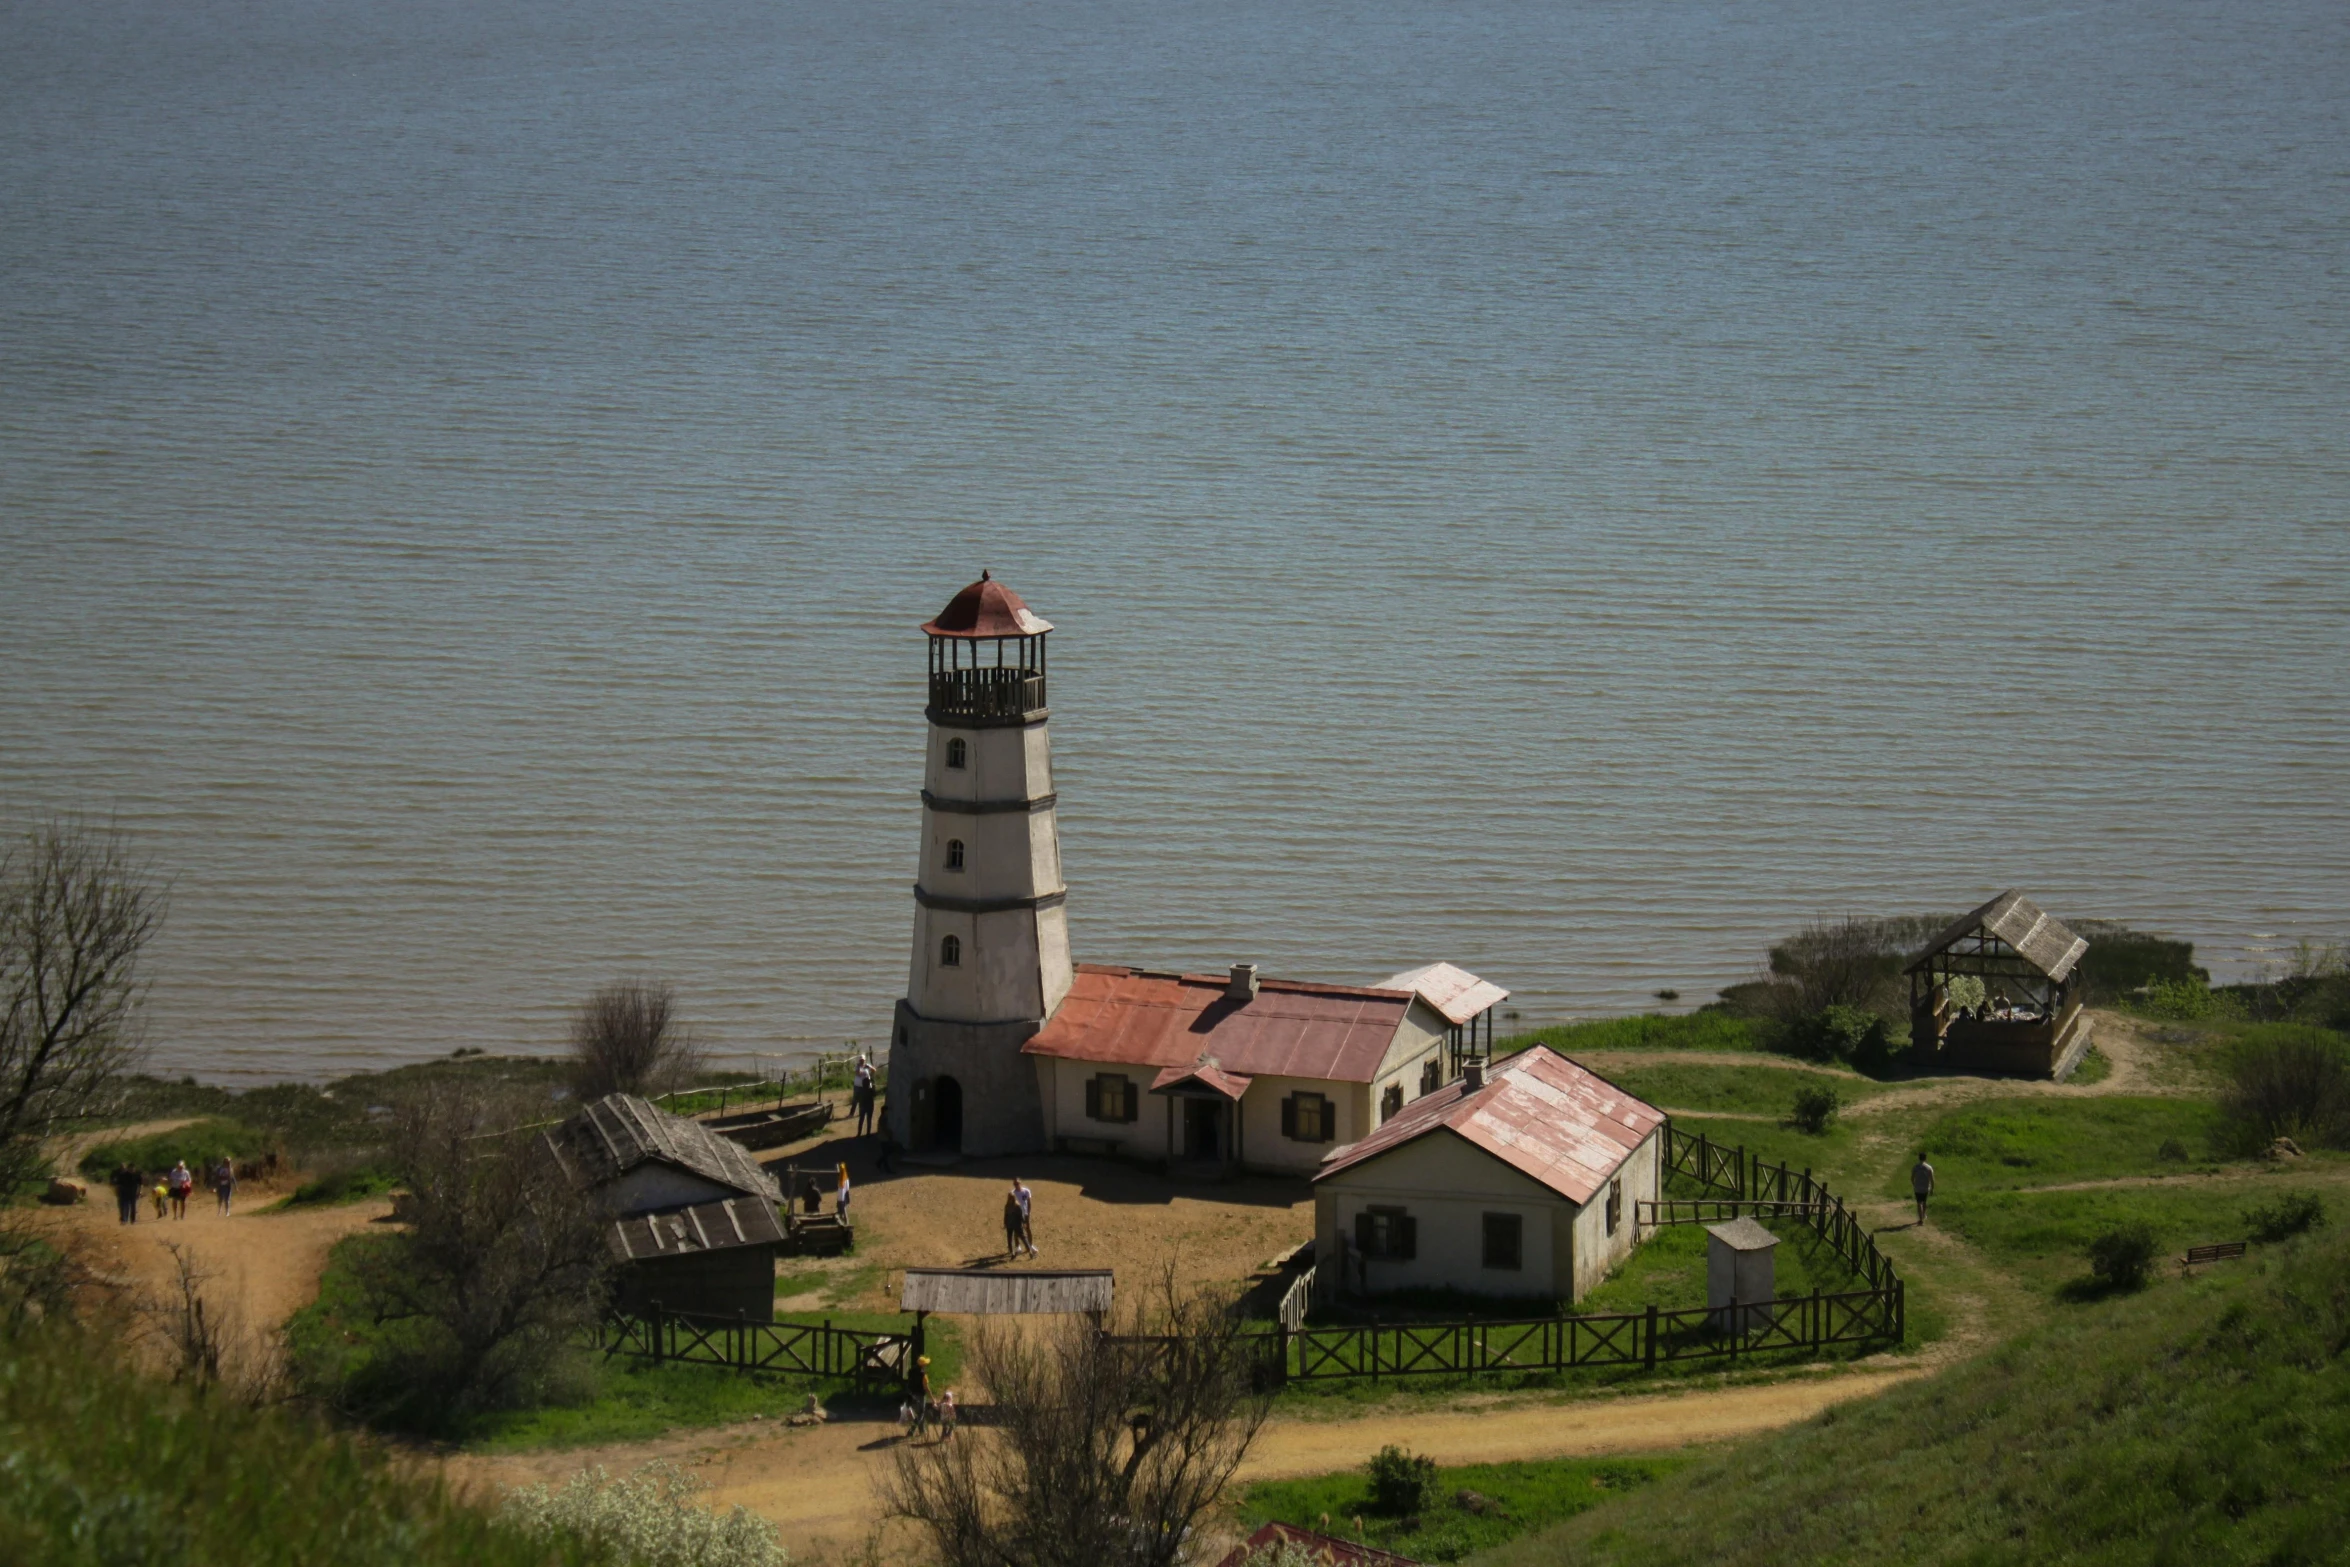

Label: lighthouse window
[945,738,967,770]
[945,839,965,871]
[940,934,962,967]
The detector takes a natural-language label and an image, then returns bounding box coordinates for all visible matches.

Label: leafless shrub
[883,1270,1270,1567]
[567,980,703,1102]
[0,819,161,1195]
[326,1084,612,1427]
[147,1241,229,1384]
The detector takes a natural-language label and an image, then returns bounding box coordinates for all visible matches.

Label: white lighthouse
[886,572,1071,1156]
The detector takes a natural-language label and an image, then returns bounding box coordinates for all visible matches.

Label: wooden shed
[607,1195,786,1322]
[1907,892,2094,1079]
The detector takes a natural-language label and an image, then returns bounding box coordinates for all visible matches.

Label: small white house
[1311,1046,1666,1304]
[1023,961,1506,1175]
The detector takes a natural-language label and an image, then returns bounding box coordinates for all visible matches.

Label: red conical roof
[921,571,1054,638]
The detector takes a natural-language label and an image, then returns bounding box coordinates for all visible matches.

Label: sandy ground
[448,1365,1924,1562]
[40,1124,392,1349]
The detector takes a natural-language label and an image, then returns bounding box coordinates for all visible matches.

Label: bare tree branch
[884,1268,1270,1567]
[566,979,703,1102]
[0,819,161,1192]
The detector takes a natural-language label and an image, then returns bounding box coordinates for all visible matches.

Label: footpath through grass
[1473,1221,2350,1566]
[1597,1061,1890,1119]
[1240,1454,1687,1563]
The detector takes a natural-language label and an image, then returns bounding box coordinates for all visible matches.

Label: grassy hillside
[0,1326,614,1566]
[1475,1224,2350,1566]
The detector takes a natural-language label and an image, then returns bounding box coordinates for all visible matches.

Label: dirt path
[447,1366,1925,1563]
[49,1179,392,1337]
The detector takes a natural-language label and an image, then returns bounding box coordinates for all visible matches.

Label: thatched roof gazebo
[1906,891,2094,1079]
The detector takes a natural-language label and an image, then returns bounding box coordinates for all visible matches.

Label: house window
[1281,1092,1334,1143]
[940,934,961,967]
[1419,1059,1441,1096]
[1605,1178,1623,1237]
[1380,1083,1404,1122]
[1084,1073,1137,1123]
[945,838,965,871]
[1355,1205,1416,1261]
[1482,1212,1523,1270]
[945,737,967,769]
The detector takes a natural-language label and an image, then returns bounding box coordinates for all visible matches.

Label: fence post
[651,1300,665,1366]
[1810,1287,1821,1348]
[735,1309,748,1374]
[1895,1278,1906,1343]
[1644,1304,1658,1371]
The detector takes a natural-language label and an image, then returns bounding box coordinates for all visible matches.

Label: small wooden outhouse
[1705,1217,1778,1333]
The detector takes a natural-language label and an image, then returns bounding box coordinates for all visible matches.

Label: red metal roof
[1312,1046,1664,1206]
[1150,1061,1255,1100]
[1376,961,1509,1026]
[1214,1523,1421,1567]
[1023,964,1415,1083]
[922,571,1054,639]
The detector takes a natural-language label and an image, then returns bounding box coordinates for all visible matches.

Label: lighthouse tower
[886,572,1070,1156]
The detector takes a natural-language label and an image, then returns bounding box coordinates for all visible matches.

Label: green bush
[2218,1027,2350,1152]
[1788,1084,1840,1135]
[0,1326,617,1565]
[498,1461,784,1567]
[2142,977,2231,1021]
[1368,1445,1438,1516]
[2243,1192,2325,1244]
[287,1161,400,1206]
[2155,1138,2190,1163]
[1782,1005,1894,1068]
[2087,1223,2160,1290]
[77,1118,272,1181]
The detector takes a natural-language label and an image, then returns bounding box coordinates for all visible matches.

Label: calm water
[4,0,2345,1084]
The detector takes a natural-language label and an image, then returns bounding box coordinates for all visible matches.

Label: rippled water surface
[4,0,2345,1082]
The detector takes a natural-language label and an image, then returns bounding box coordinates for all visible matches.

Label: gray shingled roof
[606,1194,785,1264]
[543,1093,773,1201]
[1907,891,2089,982]
[900,1268,1115,1315]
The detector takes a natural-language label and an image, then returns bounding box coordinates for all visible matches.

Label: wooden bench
[2181,1241,2246,1275]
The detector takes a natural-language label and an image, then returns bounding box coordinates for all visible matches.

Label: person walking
[835,1162,852,1220]
[111,1161,142,1225]
[853,1056,877,1137]
[168,1161,195,1220]
[1002,1186,1025,1261]
[151,1177,169,1221]
[1011,1177,1038,1258]
[936,1387,958,1441]
[213,1157,236,1217]
[910,1356,932,1438]
[1911,1152,1936,1224]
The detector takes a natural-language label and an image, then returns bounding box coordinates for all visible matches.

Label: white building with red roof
[1311,1045,1666,1303]
[1023,961,1485,1174]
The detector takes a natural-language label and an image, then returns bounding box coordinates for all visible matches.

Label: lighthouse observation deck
[929,665,1046,722]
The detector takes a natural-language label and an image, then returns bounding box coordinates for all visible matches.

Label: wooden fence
[594,1307,912,1392]
[1649,1126,1901,1293]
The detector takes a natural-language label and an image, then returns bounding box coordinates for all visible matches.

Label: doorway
[933,1075,964,1152]
[1182,1097,1224,1161]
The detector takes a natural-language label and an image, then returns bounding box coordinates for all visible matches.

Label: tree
[883,1273,1270,1567]
[327,1085,611,1428]
[567,980,702,1102]
[0,819,161,1195]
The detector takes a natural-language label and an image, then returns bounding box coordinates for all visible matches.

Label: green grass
[1931,1180,2333,1298]
[1506,1013,1764,1057]
[76,1117,273,1180]
[1663,1114,1873,1188]
[1576,1220,1861,1316]
[1599,1062,1888,1119]
[1899,1096,2230,1197]
[0,1326,615,1566]
[291,1234,947,1450]
[1472,1222,2350,1566]
[283,1162,400,1206]
[2069,1044,2113,1085]
[1239,1454,1688,1563]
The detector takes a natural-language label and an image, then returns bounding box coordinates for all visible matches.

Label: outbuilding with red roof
[1311,1045,1665,1304]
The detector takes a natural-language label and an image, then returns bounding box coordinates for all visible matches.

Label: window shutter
[1085,1076,1102,1121]
[1398,1214,1417,1260]
[1281,1094,1298,1139]
[1319,1095,1337,1142]
[1116,1078,1136,1123]
[1354,1211,1375,1256]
